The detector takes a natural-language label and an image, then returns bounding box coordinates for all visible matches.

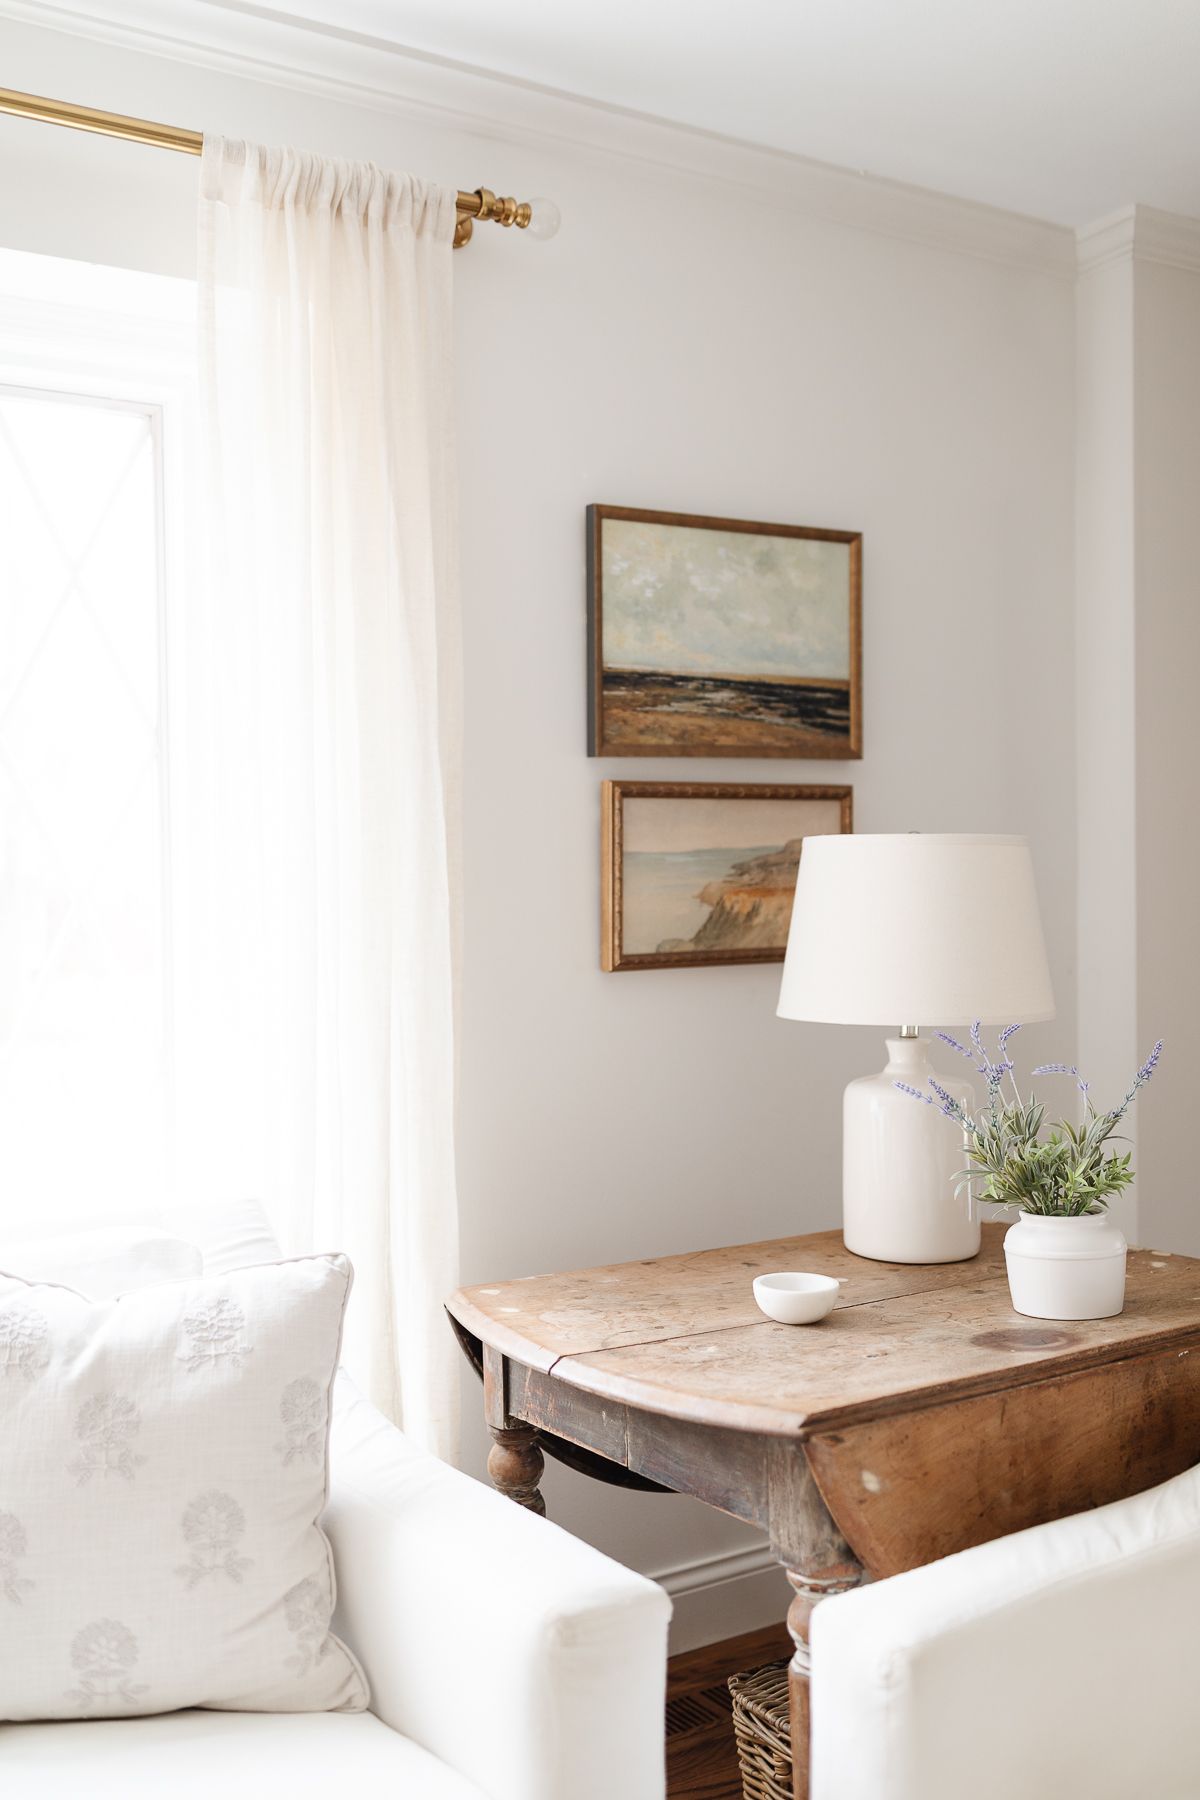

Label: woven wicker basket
[727,1660,792,1800]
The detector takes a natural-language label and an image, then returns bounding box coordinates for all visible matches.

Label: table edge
[546,1318,1200,1437]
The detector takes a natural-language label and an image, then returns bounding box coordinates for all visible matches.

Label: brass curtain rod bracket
[0,87,547,251]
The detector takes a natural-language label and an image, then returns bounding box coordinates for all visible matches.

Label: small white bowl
[753,1271,841,1325]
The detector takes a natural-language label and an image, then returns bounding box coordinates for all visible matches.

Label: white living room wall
[0,8,1078,1646]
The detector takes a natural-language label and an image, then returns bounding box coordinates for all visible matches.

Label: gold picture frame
[601,780,853,972]
[587,505,863,759]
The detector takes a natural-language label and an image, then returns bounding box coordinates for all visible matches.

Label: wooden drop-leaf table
[447,1226,1200,1800]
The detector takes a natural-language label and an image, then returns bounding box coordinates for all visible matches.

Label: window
[0,250,194,1226]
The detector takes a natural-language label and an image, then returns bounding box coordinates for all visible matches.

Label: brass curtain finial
[0,87,552,251]
[452,189,533,248]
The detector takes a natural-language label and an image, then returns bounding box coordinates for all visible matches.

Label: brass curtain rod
[0,85,539,248]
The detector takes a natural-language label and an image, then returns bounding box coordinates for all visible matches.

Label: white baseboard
[652,1541,790,1655]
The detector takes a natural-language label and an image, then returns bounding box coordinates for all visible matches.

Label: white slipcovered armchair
[0,1203,671,1799]
[811,1459,1200,1800]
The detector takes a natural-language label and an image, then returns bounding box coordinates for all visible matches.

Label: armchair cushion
[0,1709,490,1798]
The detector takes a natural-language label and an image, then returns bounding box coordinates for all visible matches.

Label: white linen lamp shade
[777,834,1054,1264]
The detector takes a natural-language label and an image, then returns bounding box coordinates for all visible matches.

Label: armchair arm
[325,1381,671,1800]
[810,1463,1200,1800]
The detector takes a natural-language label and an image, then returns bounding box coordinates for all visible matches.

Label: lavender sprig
[939,1024,1019,1099]
[927,1078,971,1123]
[961,1019,1022,1104]
[1104,1039,1164,1128]
[892,1077,970,1124]
[1032,1060,1092,1097]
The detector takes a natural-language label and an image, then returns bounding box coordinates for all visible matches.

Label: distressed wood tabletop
[450,1224,1200,1435]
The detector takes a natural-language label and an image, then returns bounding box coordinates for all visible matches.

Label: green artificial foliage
[899,1026,1162,1219]
[957,1096,1134,1217]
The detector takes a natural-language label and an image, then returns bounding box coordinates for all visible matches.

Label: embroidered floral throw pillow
[0,1254,368,1720]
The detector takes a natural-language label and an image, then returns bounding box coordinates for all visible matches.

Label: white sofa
[811,1459,1200,1800]
[0,1203,672,1799]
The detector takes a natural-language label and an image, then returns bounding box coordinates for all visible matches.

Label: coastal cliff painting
[601,781,852,971]
[587,506,862,758]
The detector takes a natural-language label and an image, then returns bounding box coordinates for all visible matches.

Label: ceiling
[40,0,1200,225]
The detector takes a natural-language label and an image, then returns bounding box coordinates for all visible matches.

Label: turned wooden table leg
[487,1422,546,1516]
[768,1440,863,1800]
[482,1343,547,1516]
[784,1564,863,1800]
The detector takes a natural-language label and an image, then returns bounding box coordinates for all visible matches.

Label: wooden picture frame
[587,505,862,759]
[601,780,853,972]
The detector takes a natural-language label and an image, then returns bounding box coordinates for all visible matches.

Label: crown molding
[1077,204,1200,276]
[1075,208,1136,275]
[0,0,1076,277]
[1133,204,1200,273]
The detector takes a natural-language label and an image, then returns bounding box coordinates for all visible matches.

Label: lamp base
[842,1036,979,1264]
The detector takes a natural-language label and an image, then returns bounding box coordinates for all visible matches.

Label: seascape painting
[587,507,862,758]
[601,782,852,971]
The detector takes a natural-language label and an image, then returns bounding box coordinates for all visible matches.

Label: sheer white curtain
[179,138,461,1457]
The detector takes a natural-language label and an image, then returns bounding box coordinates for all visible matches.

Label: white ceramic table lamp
[777,834,1054,1264]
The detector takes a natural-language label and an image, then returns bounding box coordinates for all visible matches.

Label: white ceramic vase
[842,1036,979,1264]
[1003,1212,1128,1320]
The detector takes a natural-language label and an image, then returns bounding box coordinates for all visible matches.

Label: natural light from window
[0,387,167,1215]
[0,248,193,1229]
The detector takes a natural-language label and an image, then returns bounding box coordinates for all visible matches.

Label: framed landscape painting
[601,781,852,971]
[587,505,862,758]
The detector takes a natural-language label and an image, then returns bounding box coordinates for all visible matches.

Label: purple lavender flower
[927,1078,969,1121]
[979,1055,1013,1091]
[1034,1061,1091,1097]
[955,1019,1018,1091]
[1101,1041,1165,1126]
[894,1081,934,1106]
[895,1079,965,1122]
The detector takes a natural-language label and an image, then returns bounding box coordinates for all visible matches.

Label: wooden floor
[666,1624,791,1800]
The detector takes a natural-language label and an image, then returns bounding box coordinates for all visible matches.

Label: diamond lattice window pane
[0,387,167,1220]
